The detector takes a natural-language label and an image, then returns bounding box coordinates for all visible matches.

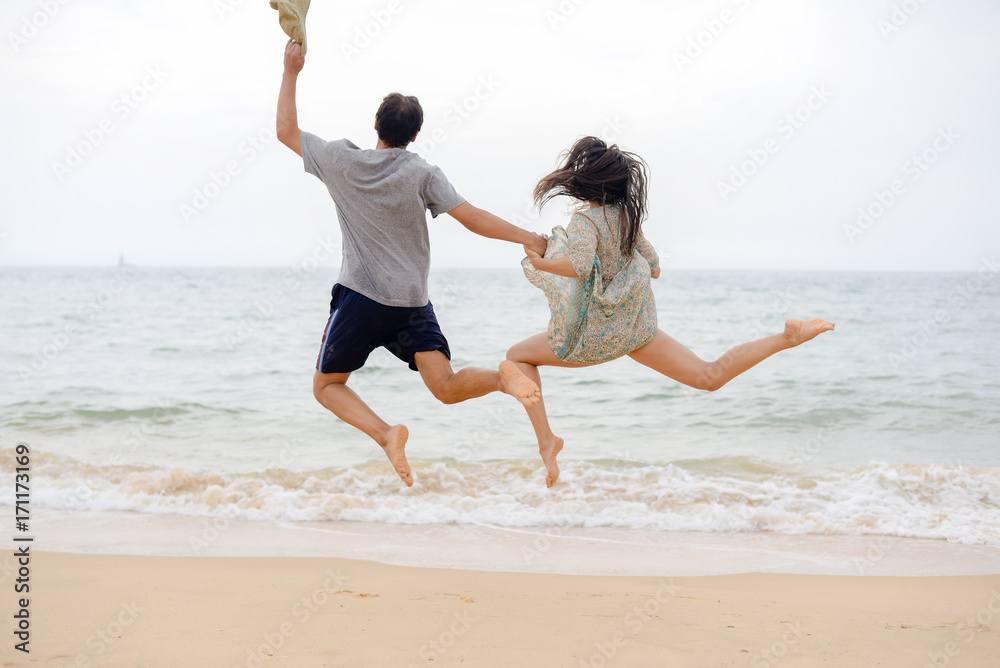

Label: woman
[509,136,835,487]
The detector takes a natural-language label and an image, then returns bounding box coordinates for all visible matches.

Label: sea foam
[3,449,997,546]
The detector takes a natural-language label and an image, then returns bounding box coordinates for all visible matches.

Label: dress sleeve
[566,212,598,277]
[635,231,660,274]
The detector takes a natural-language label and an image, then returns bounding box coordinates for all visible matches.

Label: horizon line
[0,264,989,274]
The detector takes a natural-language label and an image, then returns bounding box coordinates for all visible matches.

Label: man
[276,40,545,486]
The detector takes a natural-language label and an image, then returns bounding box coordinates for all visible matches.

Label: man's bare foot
[498,360,541,408]
[539,436,564,488]
[782,318,835,347]
[382,424,412,487]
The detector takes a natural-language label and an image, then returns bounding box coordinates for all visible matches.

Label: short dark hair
[375,93,423,148]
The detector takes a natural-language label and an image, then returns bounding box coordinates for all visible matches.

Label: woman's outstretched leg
[506,333,587,487]
[628,318,835,391]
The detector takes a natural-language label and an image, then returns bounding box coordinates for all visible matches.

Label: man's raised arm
[449,202,547,256]
[277,39,305,157]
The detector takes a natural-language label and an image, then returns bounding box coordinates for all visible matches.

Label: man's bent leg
[312,370,412,487]
[414,351,499,405]
[414,350,541,407]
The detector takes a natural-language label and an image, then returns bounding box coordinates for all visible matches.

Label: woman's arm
[636,231,661,279]
[524,249,580,278]
[565,213,598,277]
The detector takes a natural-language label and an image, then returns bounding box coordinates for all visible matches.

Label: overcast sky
[1,0,997,271]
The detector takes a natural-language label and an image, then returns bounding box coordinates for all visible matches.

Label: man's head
[375,93,423,148]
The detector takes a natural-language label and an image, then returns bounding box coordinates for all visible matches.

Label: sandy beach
[6,551,997,667]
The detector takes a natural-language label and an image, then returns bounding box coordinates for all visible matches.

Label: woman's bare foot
[539,436,564,488]
[498,360,541,408]
[382,424,412,487]
[782,318,835,347]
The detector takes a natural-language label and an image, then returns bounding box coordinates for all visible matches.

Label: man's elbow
[277,126,301,156]
[276,124,297,144]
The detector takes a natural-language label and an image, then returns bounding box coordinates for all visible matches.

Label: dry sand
[4,551,999,667]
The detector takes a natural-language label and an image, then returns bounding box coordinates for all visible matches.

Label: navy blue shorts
[316,284,451,374]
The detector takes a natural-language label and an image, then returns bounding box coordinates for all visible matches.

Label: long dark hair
[534,136,649,256]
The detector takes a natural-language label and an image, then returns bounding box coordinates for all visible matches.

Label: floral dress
[522,205,660,364]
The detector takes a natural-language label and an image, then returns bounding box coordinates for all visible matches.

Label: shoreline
[10,551,1000,667]
[22,508,1000,577]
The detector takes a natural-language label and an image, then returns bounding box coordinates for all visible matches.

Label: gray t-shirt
[301,132,466,307]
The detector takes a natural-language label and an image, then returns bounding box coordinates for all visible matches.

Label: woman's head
[534,136,649,255]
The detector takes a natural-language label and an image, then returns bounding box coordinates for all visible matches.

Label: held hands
[524,233,547,258]
[651,267,661,279]
[523,246,543,263]
[284,39,305,74]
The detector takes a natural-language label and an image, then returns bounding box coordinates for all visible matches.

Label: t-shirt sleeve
[423,166,466,218]
[300,132,340,181]
[566,212,598,277]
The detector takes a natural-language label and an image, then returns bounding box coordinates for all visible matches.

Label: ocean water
[1,266,999,551]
